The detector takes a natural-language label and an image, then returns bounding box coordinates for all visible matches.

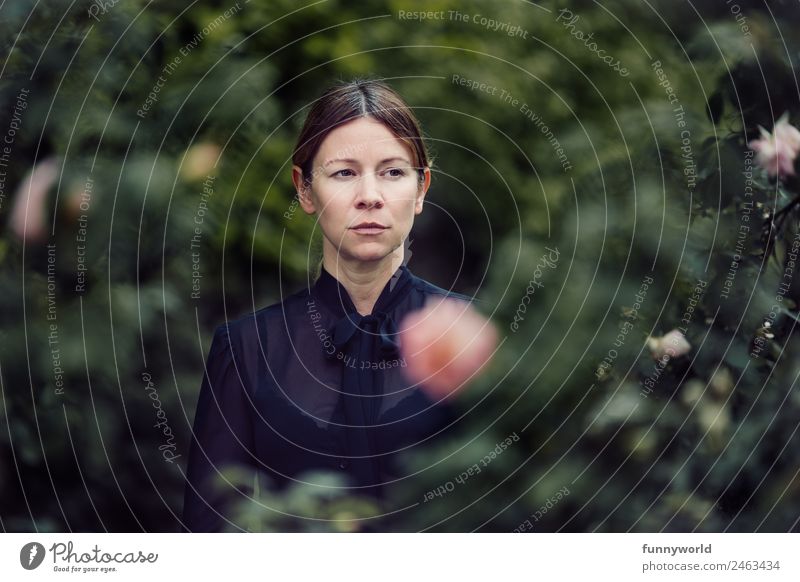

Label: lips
[352,222,387,229]
[351,222,388,235]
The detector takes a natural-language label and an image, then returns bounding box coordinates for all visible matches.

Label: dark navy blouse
[182,264,473,532]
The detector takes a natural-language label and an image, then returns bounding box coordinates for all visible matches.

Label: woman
[182,79,487,532]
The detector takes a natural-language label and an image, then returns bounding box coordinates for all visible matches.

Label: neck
[321,243,405,316]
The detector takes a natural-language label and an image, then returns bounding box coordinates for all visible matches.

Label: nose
[354,171,384,209]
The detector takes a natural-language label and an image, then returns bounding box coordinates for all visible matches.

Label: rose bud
[179,142,221,182]
[646,328,691,360]
[748,112,800,178]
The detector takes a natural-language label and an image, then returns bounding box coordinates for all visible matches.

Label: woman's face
[294,116,430,264]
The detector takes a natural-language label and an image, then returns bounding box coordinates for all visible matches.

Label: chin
[344,244,393,263]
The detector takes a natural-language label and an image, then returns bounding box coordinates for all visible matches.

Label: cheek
[389,189,419,215]
[315,188,350,224]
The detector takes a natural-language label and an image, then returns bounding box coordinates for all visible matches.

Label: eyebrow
[323,156,410,167]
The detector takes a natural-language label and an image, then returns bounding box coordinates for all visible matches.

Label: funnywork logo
[20,542,46,570]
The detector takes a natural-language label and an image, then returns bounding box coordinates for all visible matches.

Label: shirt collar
[311,263,413,318]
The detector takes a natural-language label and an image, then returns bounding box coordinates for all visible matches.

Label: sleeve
[382,386,459,445]
[411,387,460,434]
[182,324,256,532]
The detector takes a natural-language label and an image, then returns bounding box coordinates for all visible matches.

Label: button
[338,459,349,469]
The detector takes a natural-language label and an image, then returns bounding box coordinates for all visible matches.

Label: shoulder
[212,287,311,345]
[409,272,488,308]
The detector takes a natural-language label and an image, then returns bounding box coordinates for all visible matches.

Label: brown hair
[292,77,432,189]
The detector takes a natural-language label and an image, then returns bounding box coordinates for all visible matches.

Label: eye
[384,168,406,178]
[332,169,355,178]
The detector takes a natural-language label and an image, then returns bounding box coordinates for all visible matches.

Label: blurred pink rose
[9,157,60,242]
[398,297,498,398]
[646,328,691,360]
[748,112,800,178]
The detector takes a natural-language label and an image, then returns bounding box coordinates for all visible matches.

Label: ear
[292,165,316,214]
[414,166,431,215]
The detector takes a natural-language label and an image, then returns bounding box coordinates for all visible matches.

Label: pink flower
[748,112,800,178]
[646,328,691,360]
[398,297,498,399]
[9,157,61,242]
[774,114,800,154]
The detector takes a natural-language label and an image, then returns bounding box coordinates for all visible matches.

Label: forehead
[316,117,411,163]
